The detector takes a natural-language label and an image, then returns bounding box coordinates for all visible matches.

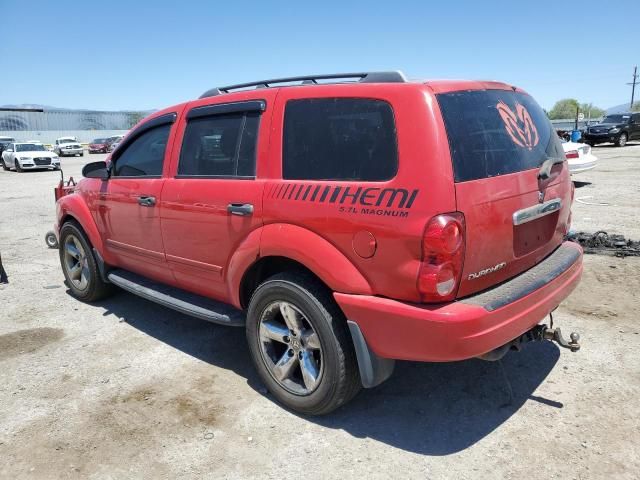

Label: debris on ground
[568,231,640,257]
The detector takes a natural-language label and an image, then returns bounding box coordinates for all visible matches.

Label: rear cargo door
[436,89,572,297]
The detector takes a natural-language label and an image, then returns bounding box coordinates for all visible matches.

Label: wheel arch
[230,223,373,310]
[57,194,109,262]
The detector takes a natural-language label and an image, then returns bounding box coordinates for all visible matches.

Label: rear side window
[283,98,397,181]
[113,124,170,177]
[437,90,564,182]
[178,112,259,177]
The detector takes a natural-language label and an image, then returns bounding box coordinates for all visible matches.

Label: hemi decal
[269,183,420,212]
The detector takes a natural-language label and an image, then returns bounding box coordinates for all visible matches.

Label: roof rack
[199,71,408,98]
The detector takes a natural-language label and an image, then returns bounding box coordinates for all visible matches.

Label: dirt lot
[1,144,639,479]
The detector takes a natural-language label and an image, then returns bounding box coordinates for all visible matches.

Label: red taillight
[565,150,579,159]
[418,213,465,303]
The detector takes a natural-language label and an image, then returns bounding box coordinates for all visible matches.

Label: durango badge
[496,101,539,150]
[468,262,507,280]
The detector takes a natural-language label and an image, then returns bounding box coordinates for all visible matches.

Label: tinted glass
[178,112,259,177]
[113,124,170,177]
[602,115,630,124]
[283,98,397,181]
[16,143,46,152]
[437,90,564,182]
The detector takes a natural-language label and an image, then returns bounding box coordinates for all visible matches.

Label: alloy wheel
[62,234,90,291]
[258,301,323,395]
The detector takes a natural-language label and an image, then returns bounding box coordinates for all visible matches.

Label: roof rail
[199,71,408,98]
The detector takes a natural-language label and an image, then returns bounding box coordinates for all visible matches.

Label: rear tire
[246,272,361,415]
[615,133,628,147]
[59,222,113,302]
[1,159,7,171]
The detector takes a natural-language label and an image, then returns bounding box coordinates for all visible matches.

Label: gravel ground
[1,144,639,479]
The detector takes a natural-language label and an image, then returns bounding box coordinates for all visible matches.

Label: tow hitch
[478,313,580,361]
[537,325,580,352]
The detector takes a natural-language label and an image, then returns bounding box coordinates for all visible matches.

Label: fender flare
[57,193,113,264]
[226,223,373,308]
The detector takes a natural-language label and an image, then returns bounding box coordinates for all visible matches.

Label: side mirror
[6,149,13,153]
[82,161,109,180]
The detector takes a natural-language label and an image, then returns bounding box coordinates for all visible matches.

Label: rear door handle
[138,195,156,207]
[227,203,254,216]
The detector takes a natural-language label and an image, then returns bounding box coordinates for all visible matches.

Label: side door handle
[227,203,254,216]
[138,195,156,207]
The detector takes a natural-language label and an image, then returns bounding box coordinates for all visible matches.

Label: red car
[55,72,582,414]
[88,138,110,154]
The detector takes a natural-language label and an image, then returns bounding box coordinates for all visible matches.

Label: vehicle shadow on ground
[90,289,561,456]
[573,180,592,188]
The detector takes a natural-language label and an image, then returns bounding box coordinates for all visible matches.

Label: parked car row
[88,135,124,154]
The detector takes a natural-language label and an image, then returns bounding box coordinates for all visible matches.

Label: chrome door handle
[138,195,156,207]
[227,203,254,216]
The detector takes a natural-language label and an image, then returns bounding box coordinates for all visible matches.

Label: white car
[562,140,597,174]
[54,136,83,157]
[1,142,60,172]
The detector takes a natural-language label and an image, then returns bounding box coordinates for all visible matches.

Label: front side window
[178,112,259,177]
[283,98,398,181]
[112,124,170,177]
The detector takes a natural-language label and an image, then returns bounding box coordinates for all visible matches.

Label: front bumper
[60,148,83,155]
[335,241,583,362]
[20,162,60,170]
[583,132,618,144]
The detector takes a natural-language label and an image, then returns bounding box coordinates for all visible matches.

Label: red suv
[55,72,582,414]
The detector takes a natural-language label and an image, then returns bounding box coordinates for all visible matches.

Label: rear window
[283,98,397,181]
[437,90,564,182]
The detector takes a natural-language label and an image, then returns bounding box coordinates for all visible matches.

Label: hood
[588,123,624,131]
[17,151,56,158]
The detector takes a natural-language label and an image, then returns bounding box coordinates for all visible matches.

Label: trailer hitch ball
[543,326,581,352]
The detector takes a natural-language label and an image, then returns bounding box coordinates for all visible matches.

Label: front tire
[246,272,360,415]
[15,160,23,172]
[615,133,628,147]
[59,222,113,302]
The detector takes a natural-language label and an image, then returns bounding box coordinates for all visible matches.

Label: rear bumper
[335,241,583,362]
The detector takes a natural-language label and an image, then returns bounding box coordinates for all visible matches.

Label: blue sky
[2,0,638,111]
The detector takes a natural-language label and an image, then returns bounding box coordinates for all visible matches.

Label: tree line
[547,99,640,120]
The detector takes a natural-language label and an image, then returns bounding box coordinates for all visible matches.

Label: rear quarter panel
[263,84,455,302]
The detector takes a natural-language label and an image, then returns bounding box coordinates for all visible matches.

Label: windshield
[59,139,77,144]
[437,89,564,182]
[92,138,107,143]
[16,143,46,152]
[602,115,630,124]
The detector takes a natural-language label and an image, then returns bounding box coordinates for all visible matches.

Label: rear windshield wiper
[538,157,566,180]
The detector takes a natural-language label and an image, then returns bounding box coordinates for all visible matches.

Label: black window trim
[282,96,399,182]
[175,100,265,180]
[109,112,176,179]
[186,100,265,120]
